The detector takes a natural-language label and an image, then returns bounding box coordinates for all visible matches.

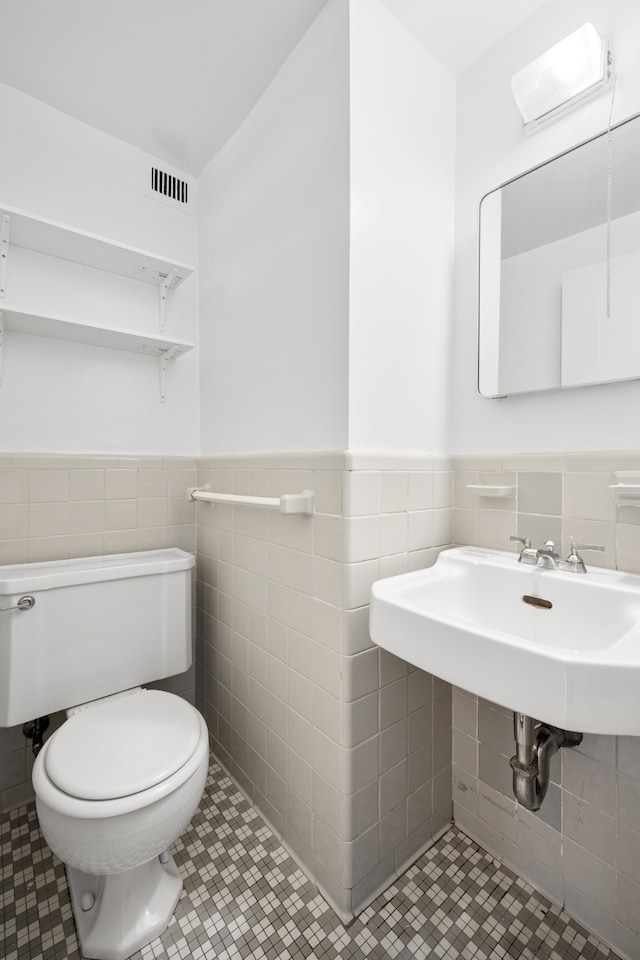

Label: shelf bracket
[158,267,178,332]
[159,344,181,403]
[0,214,10,299]
[0,311,3,386]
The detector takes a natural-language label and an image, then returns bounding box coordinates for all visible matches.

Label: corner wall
[348,0,455,453]
[197,0,351,455]
[195,451,453,917]
[0,81,198,455]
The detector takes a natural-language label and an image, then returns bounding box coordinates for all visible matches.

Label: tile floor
[1,759,623,960]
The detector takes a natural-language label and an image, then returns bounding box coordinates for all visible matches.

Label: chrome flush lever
[0,595,35,613]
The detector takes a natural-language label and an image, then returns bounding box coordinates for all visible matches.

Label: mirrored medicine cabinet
[478,112,640,398]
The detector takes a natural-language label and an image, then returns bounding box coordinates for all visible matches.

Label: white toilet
[0,548,209,960]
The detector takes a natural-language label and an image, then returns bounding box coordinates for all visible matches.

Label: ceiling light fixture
[511,23,613,132]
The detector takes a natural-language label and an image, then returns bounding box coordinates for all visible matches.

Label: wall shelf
[0,204,194,289]
[610,472,640,508]
[0,307,194,401]
[466,484,516,499]
[0,305,194,356]
[0,203,196,403]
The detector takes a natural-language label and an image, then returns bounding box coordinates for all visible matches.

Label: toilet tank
[0,548,195,726]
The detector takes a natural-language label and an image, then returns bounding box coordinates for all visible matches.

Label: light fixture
[511,23,613,131]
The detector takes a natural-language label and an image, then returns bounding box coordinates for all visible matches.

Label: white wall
[452,0,640,453]
[348,0,456,454]
[197,0,350,455]
[0,82,198,454]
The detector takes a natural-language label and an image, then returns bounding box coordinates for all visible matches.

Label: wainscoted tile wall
[452,452,640,960]
[0,453,197,813]
[194,451,454,918]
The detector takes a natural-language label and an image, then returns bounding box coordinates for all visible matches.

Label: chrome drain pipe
[510,712,582,811]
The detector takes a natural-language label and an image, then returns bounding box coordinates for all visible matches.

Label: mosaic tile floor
[1,759,622,960]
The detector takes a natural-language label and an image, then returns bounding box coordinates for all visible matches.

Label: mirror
[478,112,640,397]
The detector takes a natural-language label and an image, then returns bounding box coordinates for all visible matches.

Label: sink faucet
[510,536,604,573]
[535,540,561,569]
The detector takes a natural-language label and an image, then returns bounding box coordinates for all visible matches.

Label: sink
[369,545,640,735]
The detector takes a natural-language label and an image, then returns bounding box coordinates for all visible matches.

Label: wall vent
[142,158,196,215]
[150,166,188,204]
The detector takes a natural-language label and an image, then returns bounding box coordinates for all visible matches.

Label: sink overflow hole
[522,595,552,609]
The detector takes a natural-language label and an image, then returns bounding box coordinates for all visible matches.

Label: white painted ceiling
[0,0,550,175]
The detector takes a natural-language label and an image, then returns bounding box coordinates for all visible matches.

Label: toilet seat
[44,689,201,801]
[33,693,209,820]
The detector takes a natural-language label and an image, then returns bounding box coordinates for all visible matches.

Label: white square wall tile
[28,469,69,503]
[312,599,342,652]
[380,472,408,513]
[343,648,378,702]
[408,511,433,552]
[343,471,380,517]
[314,514,342,561]
[343,516,380,563]
[0,469,28,503]
[380,514,408,557]
[104,469,138,500]
[408,472,433,511]
[343,607,374,656]
[433,472,453,509]
[342,560,380,610]
[313,470,342,515]
[138,499,169,528]
[313,557,342,606]
[564,473,616,523]
[379,553,408,579]
[313,643,342,699]
[28,502,69,538]
[104,500,137,531]
[0,504,28,540]
[69,501,105,534]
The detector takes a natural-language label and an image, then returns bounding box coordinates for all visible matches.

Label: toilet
[0,548,209,960]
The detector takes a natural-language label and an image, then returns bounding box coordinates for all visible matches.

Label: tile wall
[0,453,197,813]
[194,452,454,918]
[452,452,640,960]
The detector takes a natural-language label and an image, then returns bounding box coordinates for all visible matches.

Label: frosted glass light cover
[511,23,610,127]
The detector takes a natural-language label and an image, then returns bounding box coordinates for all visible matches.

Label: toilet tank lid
[44,690,202,801]
[0,548,194,594]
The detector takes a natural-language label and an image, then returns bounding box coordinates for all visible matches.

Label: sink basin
[369,546,640,735]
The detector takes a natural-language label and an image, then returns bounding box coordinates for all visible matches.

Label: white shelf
[0,204,194,287]
[0,306,194,358]
[466,484,516,499]
[610,472,640,508]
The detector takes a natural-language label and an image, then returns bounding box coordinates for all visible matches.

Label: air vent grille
[151,166,188,204]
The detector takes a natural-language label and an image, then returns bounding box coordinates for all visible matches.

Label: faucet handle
[569,542,605,554]
[510,535,537,564]
[563,542,605,574]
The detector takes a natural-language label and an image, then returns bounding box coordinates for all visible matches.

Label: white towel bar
[188,487,314,516]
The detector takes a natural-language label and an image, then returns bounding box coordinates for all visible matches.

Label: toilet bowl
[33,688,209,960]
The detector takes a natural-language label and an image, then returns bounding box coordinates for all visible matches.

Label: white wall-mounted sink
[369,546,640,735]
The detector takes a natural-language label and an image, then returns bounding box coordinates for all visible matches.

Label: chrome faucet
[535,540,561,569]
[510,537,604,573]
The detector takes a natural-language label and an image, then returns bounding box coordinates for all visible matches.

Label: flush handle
[0,595,35,613]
